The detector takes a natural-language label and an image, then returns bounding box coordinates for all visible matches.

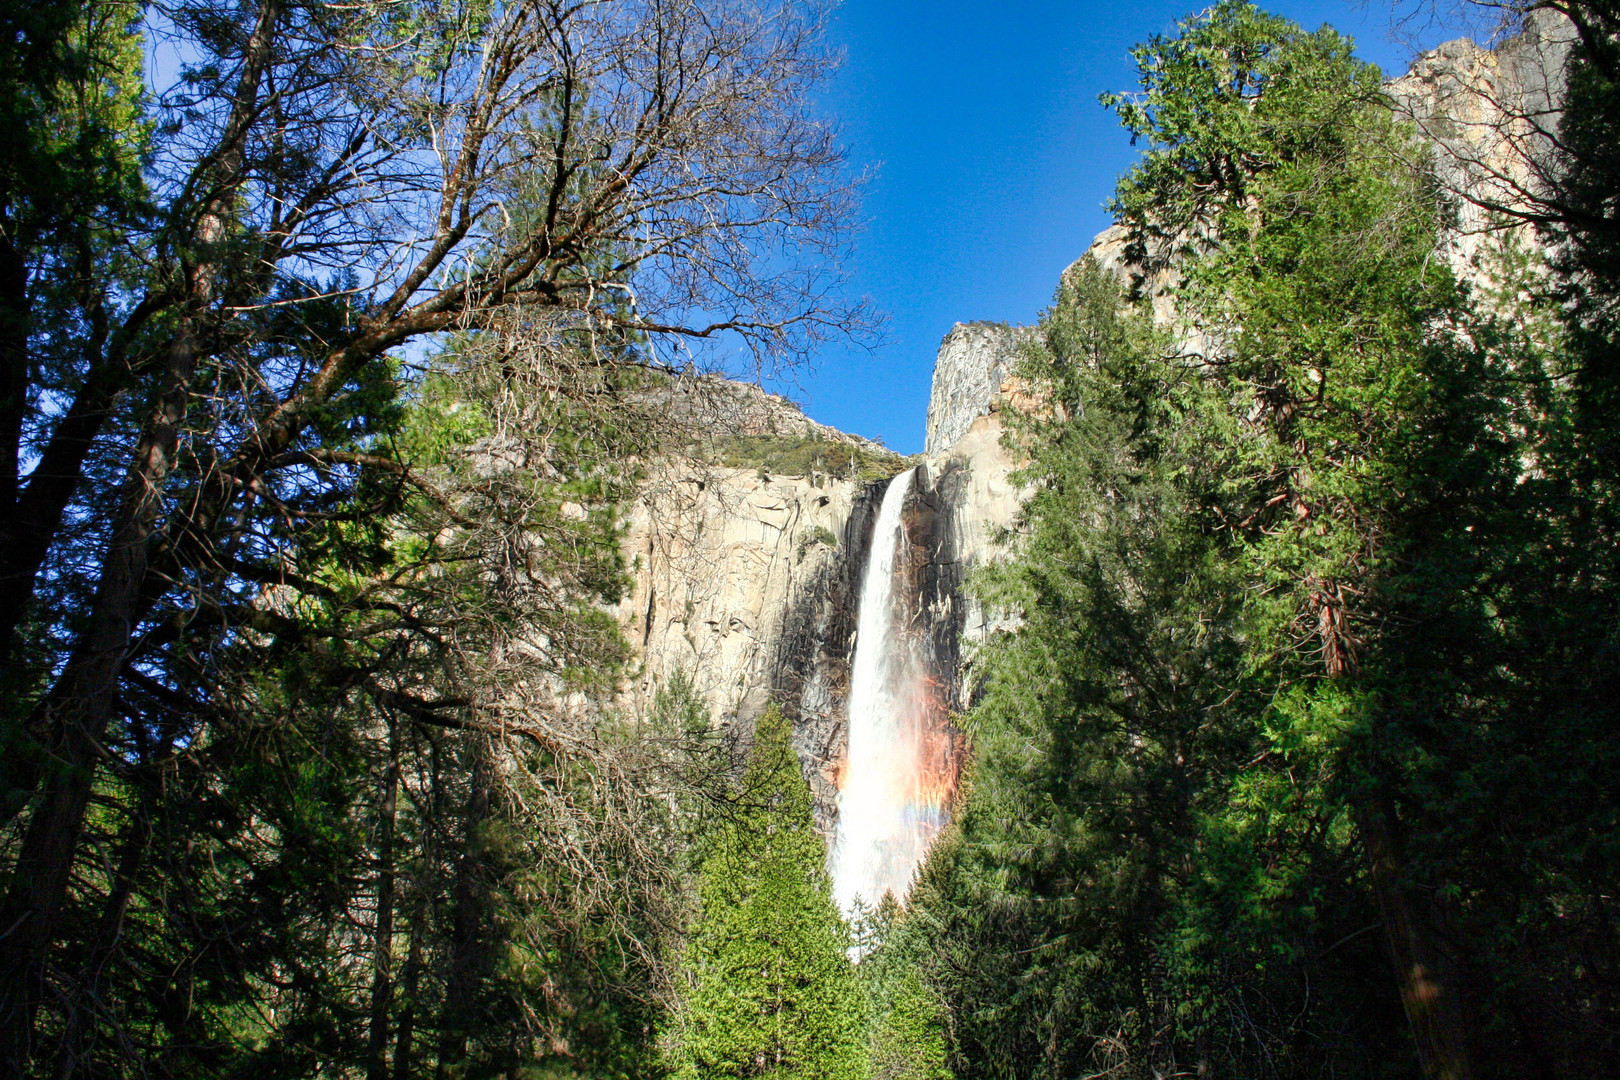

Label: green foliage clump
[719,433,904,482]
[856,894,954,1080]
[797,525,839,563]
[665,704,869,1080]
[917,260,1401,1079]
[868,971,952,1080]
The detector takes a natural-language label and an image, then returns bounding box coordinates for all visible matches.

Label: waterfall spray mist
[831,468,956,917]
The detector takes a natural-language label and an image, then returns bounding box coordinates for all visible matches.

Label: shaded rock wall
[766,477,890,830]
[617,468,864,724]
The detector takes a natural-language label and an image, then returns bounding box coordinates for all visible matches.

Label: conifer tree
[667,704,869,1080]
[852,888,953,1080]
[922,5,1620,1078]
[868,971,953,1080]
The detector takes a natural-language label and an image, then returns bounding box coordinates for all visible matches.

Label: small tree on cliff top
[666,704,868,1080]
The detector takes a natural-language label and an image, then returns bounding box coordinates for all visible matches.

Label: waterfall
[831,467,955,917]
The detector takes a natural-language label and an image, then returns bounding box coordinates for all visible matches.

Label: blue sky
[773,0,1456,453]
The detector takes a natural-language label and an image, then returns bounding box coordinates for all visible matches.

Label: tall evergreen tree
[666,704,868,1080]
[855,894,953,1080]
[921,257,1411,1080]
[865,8,1620,1072]
[868,971,952,1080]
[1102,5,1619,1073]
[921,4,1619,1077]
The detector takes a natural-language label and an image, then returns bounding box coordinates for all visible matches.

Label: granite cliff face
[643,374,895,452]
[613,463,874,822]
[923,323,1035,456]
[612,371,1024,830]
[1388,10,1574,273]
[608,375,904,822]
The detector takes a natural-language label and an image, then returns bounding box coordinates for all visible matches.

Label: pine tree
[667,704,869,1080]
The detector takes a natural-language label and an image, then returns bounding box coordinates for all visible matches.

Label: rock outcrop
[923,323,1034,456]
[913,397,1028,671]
[644,374,894,453]
[1387,9,1574,273]
[611,365,1028,830]
[614,462,885,824]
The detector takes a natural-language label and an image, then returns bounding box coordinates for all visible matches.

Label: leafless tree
[0,0,869,1066]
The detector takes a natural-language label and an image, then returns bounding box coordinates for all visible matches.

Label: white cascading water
[831,467,955,917]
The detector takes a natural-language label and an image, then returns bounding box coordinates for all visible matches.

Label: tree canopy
[0,0,865,1072]
[665,703,869,1080]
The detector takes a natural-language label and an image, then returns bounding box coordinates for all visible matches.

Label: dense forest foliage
[887,3,1620,1078]
[666,704,868,1080]
[2,0,1617,1077]
[0,0,862,1072]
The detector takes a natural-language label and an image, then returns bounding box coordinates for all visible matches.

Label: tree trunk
[392,894,428,1080]
[1357,795,1475,1080]
[0,227,26,515]
[368,718,401,1080]
[0,331,150,682]
[0,3,280,1065]
[434,735,498,1080]
[0,309,200,1071]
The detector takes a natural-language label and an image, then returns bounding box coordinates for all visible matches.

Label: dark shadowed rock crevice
[767,477,889,833]
[765,457,1004,836]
